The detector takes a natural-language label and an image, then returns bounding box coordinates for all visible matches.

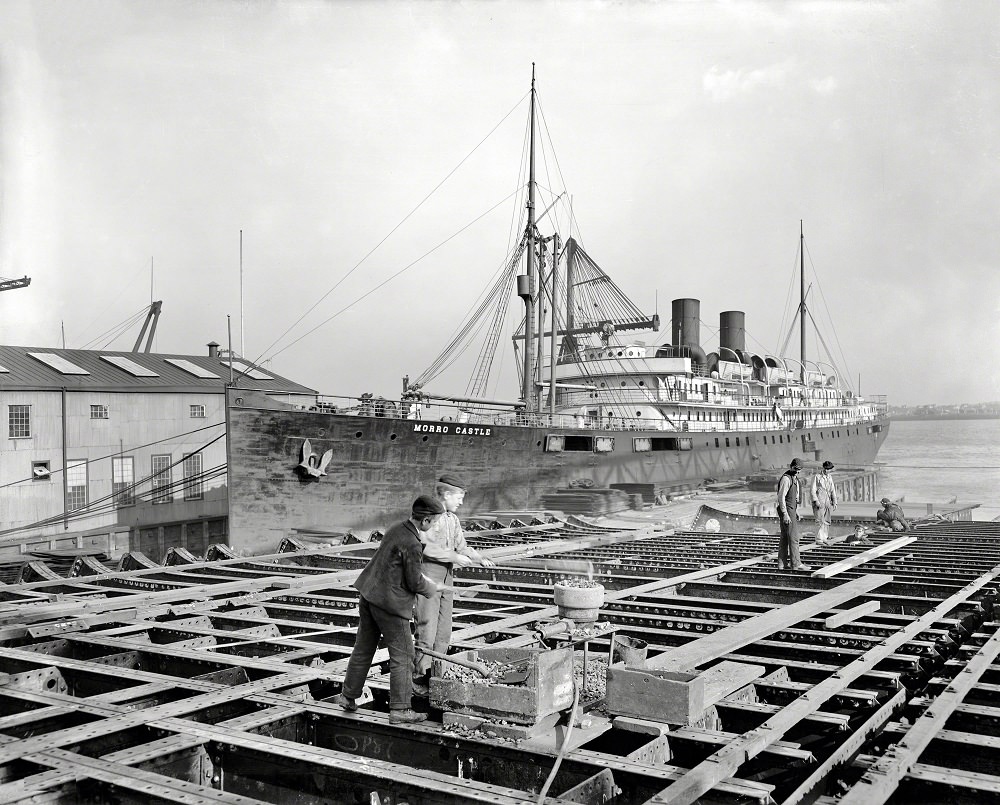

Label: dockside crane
[0,275,31,293]
[132,301,162,353]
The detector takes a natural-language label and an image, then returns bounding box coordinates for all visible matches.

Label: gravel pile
[574,656,608,700]
[440,658,523,685]
[569,620,612,640]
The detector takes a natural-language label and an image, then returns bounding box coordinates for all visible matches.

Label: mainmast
[518,65,538,410]
[799,220,806,385]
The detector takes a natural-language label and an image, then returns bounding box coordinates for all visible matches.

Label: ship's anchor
[297,438,333,478]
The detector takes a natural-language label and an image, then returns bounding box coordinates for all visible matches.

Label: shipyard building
[0,344,314,560]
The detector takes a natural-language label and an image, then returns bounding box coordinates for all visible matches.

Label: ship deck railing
[556,388,881,410]
[311,394,887,434]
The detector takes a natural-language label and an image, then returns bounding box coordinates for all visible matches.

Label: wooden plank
[646,574,892,671]
[811,536,916,579]
[837,624,1000,805]
[643,564,1000,805]
[781,688,907,805]
[701,661,765,708]
[825,600,881,629]
[905,762,1000,795]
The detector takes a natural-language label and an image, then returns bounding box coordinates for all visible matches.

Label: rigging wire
[775,236,804,353]
[253,91,531,368]
[77,304,151,351]
[74,262,152,349]
[265,188,524,363]
[0,430,227,540]
[803,237,855,392]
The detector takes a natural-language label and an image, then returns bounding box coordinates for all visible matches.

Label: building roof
[0,345,316,395]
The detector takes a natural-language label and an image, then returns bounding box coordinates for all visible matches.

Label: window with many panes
[151,454,172,504]
[189,404,206,418]
[112,456,135,506]
[8,405,30,438]
[90,404,109,419]
[183,453,203,500]
[66,460,88,511]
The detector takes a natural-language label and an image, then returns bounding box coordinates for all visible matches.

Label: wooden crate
[606,660,764,725]
[430,646,574,726]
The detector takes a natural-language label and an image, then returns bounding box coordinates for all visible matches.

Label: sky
[1,0,998,407]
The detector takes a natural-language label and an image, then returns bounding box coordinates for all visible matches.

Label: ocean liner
[226,68,889,551]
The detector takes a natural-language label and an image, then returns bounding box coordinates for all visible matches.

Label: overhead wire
[0,430,227,540]
[0,421,226,492]
[263,189,525,366]
[253,91,531,369]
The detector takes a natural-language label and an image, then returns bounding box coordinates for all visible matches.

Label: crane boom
[0,276,31,293]
[132,301,163,353]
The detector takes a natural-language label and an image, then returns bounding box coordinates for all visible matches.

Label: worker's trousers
[413,560,453,681]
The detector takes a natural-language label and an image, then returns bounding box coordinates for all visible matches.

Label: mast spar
[799,220,806,385]
[517,64,538,410]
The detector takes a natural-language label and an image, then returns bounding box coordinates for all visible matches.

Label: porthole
[621,381,626,387]
[422,435,429,442]
[390,434,397,440]
[638,380,645,386]
[536,440,542,447]
[355,431,363,438]
[635,411,641,417]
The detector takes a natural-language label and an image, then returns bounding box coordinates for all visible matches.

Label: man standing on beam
[777,458,810,571]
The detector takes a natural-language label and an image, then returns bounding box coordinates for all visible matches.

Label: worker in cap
[335,495,446,724]
[412,473,496,696]
[776,458,810,571]
[810,460,838,546]
[877,497,910,532]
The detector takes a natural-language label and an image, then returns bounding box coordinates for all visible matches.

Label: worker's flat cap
[412,495,445,518]
[438,474,468,491]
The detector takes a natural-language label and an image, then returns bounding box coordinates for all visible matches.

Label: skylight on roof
[223,359,274,381]
[100,355,160,377]
[28,352,89,375]
[165,358,220,379]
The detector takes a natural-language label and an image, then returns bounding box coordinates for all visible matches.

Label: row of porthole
[587,350,637,359]
[590,380,647,389]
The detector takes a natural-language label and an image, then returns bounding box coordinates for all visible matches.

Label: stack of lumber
[540,487,632,515]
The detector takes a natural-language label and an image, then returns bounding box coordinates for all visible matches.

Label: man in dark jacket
[334,495,444,724]
[777,457,810,571]
[877,498,910,532]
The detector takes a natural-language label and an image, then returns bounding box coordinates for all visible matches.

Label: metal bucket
[613,635,648,667]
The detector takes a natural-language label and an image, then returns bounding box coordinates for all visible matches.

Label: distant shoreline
[891,413,1000,422]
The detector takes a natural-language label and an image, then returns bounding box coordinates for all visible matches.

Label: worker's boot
[390,709,428,724]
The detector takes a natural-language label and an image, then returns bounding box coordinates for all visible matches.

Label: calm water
[878,418,1000,521]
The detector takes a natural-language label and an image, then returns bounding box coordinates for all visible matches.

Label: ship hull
[227,390,889,553]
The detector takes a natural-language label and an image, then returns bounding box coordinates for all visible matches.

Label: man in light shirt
[810,460,838,546]
[412,473,496,696]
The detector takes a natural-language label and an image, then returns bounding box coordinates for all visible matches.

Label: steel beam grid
[0,520,998,803]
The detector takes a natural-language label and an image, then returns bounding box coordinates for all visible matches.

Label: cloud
[702,61,792,102]
[811,76,838,94]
